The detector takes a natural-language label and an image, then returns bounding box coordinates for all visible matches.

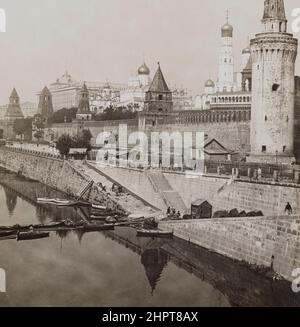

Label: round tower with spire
[249,0,298,163]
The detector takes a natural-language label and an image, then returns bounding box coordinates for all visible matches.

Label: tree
[32,114,46,146]
[72,129,93,151]
[13,118,33,141]
[48,107,77,124]
[56,134,73,157]
[93,105,137,121]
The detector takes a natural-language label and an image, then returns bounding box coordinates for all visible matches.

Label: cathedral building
[119,61,193,112]
[194,15,252,111]
[118,61,151,112]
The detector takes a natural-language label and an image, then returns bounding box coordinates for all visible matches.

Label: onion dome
[138,62,150,75]
[221,22,233,37]
[242,46,251,54]
[205,79,215,88]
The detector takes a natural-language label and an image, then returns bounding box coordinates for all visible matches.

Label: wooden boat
[37,198,77,206]
[136,229,173,238]
[33,221,67,231]
[143,218,159,229]
[91,204,107,210]
[83,224,115,232]
[0,230,17,239]
[17,231,50,241]
[105,216,117,224]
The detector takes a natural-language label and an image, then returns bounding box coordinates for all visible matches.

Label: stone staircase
[147,170,187,213]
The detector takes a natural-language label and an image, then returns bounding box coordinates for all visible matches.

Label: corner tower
[249,0,298,163]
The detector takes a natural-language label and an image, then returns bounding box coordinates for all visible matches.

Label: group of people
[167,207,181,219]
[111,183,124,196]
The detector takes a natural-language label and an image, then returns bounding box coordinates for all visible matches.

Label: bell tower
[217,11,235,92]
[249,0,298,164]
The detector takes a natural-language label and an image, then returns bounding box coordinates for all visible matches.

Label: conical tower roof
[263,0,286,21]
[38,86,53,118]
[148,63,170,93]
[10,88,19,98]
[5,88,24,119]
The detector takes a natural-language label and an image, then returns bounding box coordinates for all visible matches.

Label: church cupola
[138,61,151,87]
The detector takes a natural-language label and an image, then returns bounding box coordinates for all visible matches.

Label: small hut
[191,199,212,219]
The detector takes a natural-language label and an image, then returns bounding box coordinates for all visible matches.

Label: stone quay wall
[164,171,300,216]
[0,147,126,214]
[92,164,300,216]
[160,216,300,282]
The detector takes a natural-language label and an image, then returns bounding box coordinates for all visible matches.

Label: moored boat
[0,230,17,239]
[37,198,77,206]
[136,229,173,238]
[91,204,107,210]
[17,231,50,241]
[33,221,67,231]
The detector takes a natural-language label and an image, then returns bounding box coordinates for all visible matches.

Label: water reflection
[4,188,17,217]
[0,169,299,307]
[141,249,169,295]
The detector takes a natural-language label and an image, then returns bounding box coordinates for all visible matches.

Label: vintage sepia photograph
[0,0,300,314]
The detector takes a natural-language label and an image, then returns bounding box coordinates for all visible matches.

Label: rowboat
[136,229,173,238]
[105,216,117,224]
[37,198,78,206]
[91,204,107,210]
[33,221,67,231]
[17,231,50,241]
[0,230,17,239]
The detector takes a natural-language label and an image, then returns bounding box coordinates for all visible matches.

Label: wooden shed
[191,199,212,219]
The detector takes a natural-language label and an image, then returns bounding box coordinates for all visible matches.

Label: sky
[0,0,299,104]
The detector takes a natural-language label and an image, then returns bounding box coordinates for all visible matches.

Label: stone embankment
[160,216,300,282]
[0,147,126,214]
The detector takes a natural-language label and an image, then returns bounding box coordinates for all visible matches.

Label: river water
[0,170,299,307]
